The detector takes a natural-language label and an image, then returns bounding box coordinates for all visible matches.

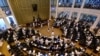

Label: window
[0,0,11,15]
[71,12,78,19]
[74,0,83,8]
[58,0,73,7]
[58,11,70,18]
[0,18,7,33]
[80,13,97,26]
[51,0,56,13]
[84,0,100,10]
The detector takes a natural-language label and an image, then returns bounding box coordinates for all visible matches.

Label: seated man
[96,45,100,53]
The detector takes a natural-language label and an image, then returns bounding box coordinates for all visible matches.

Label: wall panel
[9,0,49,24]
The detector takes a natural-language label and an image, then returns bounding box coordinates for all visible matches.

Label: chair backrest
[65,53,68,56]
[56,53,59,56]
[48,53,51,56]
[32,50,36,55]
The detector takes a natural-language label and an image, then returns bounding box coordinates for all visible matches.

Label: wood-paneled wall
[9,0,50,24]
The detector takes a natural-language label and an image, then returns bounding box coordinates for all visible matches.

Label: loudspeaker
[32,4,37,11]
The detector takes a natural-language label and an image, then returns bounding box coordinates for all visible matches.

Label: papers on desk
[0,52,2,55]
[23,48,27,51]
[0,41,3,47]
[43,46,46,48]
[96,46,100,51]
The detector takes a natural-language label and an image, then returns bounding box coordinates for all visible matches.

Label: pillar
[49,0,51,20]
[90,16,100,29]
[68,0,75,19]
[75,0,86,22]
[55,0,58,18]
[3,17,11,28]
